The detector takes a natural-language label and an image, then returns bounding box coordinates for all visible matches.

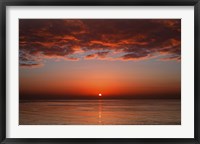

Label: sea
[19,99,181,125]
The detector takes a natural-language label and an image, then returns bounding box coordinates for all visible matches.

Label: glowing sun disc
[99,93,102,97]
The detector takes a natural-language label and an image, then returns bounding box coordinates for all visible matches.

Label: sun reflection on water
[98,99,102,124]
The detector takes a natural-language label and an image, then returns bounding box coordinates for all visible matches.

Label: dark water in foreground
[19,99,181,125]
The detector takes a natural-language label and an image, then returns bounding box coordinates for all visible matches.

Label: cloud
[122,49,151,60]
[19,19,181,68]
[85,51,110,59]
[85,54,96,59]
[20,63,44,69]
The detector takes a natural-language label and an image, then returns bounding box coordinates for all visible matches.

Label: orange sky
[19,19,181,99]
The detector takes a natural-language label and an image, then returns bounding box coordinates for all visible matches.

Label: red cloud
[19,19,181,68]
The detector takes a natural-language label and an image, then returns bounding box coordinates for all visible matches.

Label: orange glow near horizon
[19,59,180,99]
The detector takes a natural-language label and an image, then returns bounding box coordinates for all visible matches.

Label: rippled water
[19,99,181,125]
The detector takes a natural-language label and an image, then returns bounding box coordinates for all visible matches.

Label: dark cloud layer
[19,19,181,67]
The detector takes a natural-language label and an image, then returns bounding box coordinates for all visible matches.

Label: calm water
[19,99,181,125]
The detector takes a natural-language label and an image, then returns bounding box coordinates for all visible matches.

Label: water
[19,99,181,125]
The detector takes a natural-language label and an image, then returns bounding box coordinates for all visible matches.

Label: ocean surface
[19,99,181,125]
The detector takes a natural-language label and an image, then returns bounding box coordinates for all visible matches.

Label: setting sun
[99,93,102,97]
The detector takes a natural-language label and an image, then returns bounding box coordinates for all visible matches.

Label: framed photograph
[0,0,199,143]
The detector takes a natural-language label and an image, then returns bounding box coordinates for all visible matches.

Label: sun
[99,93,102,97]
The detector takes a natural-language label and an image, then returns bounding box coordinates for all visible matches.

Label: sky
[19,19,181,99]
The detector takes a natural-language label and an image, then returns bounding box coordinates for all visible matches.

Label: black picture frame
[0,0,200,143]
